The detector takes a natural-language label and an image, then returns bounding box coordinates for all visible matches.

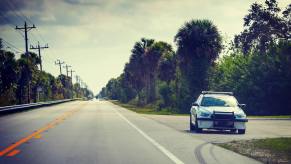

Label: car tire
[195,117,203,133]
[238,129,246,134]
[190,115,195,131]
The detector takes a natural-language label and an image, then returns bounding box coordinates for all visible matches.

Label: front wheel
[238,129,246,134]
[190,115,195,131]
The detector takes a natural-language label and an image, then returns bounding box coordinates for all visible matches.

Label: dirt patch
[216,138,291,163]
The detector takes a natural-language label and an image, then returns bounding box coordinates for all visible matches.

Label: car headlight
[235,112,246,118]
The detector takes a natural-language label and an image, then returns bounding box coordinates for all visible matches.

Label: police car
[190,91,248,134]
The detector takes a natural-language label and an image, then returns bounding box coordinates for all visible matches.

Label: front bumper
[196,117,248,130]
[197,117,248,122]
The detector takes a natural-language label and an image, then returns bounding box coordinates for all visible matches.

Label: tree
[58,74,72,99]
[209,41,291,115]
[143,41,174,103]
[125,38,157,105]
[16,52,40,103]
[158,52,176,84]
[0,50,18,105]
[174,19,222,112]
[234,0,290,55]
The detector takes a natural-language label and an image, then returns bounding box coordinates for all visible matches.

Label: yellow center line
[6,149,20,157]
[0,103,85,157]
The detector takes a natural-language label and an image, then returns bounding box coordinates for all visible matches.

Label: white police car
[190,91,248,134]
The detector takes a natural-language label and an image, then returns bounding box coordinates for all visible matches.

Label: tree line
[0,50,93,106]
[99,0,290,115]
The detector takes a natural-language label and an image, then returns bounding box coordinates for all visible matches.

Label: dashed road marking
[0,104,85,157]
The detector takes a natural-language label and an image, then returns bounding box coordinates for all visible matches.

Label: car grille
[212,111,235,120]
[212,111,235,128]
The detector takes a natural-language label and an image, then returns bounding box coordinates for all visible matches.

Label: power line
[1,38,24,53]
[2,0,46,49]
[0,12,25,38]
[3,0,30,24]
[0,12,17,27]
[0,2,62,75]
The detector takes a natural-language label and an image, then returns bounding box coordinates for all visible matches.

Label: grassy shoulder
[248,115,291,119]
[216,138,291,163]
[109,100,188,116]
[110,100,291,118]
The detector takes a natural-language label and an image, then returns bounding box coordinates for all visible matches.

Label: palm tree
[174,19,222,62]
[174,19,222,112]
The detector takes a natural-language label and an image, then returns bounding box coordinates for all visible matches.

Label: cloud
[64,0,105,6]
[1,0,290,93]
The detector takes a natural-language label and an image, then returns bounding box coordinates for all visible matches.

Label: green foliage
[0,49,90,106]
[0,50,18,105]
[209,41,291,115]
[99,0,290,115]
[174,19,222,112]
[234,0,290,54]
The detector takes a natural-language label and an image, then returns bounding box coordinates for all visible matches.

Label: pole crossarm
[55,59,65,75]
[15,21,36,56]
[30,42,49,71]
[63,64,71,77]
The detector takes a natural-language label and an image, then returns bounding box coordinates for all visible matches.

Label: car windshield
[200,95,238,107]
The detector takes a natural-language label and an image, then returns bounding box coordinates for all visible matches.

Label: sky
[0,0,289,94]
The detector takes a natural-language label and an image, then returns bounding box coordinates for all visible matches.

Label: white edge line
[114,108,185,164]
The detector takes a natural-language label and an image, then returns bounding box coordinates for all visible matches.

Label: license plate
[214,121,234,127]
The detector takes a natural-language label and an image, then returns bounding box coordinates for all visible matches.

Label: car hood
[199,106,242,114]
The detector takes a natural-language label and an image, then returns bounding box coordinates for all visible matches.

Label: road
[0,100,261,164]
[143,114,291,143]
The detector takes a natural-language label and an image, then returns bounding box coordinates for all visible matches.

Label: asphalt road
[0,100,261,164]
[143,113,291,143]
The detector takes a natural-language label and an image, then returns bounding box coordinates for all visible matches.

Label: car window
[200,95,238,107]
[196,95,203,104]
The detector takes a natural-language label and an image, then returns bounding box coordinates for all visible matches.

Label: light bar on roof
[201,91,233,95]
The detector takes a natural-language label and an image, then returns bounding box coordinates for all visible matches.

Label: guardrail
[0,99,80,115]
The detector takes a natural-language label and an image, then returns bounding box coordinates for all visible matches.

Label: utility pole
[0,38,3,50]
[55,60,65,75]
[75,75,80,84]
[63,64,71,77]
[69,70,75,99]
[75,75,80,98]
[80,79,83,88]
[15,21,36,104]
[69,70,75,80]
[15,21,36,57]
[30,42,49,71]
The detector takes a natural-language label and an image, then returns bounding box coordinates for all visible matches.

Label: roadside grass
[110,100,188,116]
[248,115,291,119]
[216,138,291,163]
[110,100,291,118]
[110,100,290,118]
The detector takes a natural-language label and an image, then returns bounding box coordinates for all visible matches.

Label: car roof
[203,94,233,97]
[201,91,233,96]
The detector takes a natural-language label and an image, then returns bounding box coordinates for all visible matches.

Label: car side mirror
[192,102,199,106]
[238,104,246,108]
